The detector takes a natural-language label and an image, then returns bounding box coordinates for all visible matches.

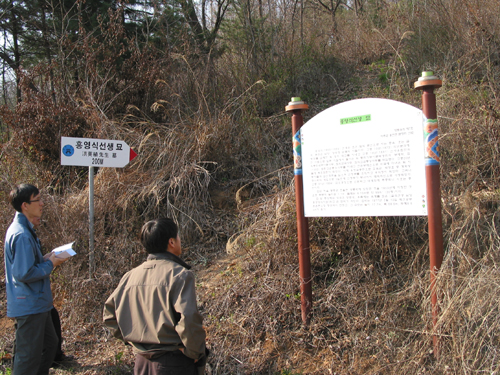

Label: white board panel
[300,98,427,217]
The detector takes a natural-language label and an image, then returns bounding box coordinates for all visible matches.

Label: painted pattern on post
[293,131,302,175]
[424,119,440,165]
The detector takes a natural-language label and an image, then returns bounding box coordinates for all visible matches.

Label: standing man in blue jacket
[4,184,68,374]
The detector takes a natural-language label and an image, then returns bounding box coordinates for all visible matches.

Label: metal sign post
[89,166,95,279]
[285,97,312,325]
[414,71,444,358]
[61,137,137,279]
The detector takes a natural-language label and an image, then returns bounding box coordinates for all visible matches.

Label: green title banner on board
[340,114,371,125]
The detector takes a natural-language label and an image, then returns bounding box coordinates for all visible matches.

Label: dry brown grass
[1,0,500,374]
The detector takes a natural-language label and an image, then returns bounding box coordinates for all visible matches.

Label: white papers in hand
[52,242,76,259]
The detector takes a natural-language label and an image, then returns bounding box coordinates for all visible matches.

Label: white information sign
[301,98,427,217]
[61,137,137,168]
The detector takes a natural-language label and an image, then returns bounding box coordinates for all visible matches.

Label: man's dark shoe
[51,353,75,368]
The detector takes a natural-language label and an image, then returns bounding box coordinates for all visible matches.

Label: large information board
[300,98,427,217]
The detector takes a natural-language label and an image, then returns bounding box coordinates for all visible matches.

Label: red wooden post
[285,97,312,325]
[414,71,443,357]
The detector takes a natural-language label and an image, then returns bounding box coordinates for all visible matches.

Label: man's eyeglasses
[28,199,42,204]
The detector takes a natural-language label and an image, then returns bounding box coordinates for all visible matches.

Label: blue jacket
[4,212,54,318]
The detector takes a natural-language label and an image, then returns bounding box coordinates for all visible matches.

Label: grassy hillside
[2,0,500,373]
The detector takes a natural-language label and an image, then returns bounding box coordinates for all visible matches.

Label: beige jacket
[103,252,206,360]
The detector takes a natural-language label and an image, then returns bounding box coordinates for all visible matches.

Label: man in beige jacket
[103,218,207,375]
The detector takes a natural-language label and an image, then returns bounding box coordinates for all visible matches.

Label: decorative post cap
[414,71,442,90]
[290,97,304,105]
[285,97,309,112]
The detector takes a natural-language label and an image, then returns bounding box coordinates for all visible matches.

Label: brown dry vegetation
[1,0,500,374]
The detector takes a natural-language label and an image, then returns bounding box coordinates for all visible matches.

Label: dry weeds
[1,0,500,374]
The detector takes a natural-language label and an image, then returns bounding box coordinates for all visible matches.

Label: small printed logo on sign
[63,145,74,156]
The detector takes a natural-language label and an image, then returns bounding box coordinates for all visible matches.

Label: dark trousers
[134,351,198,375]
[13,311,58,375]
[50,307,64,360]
